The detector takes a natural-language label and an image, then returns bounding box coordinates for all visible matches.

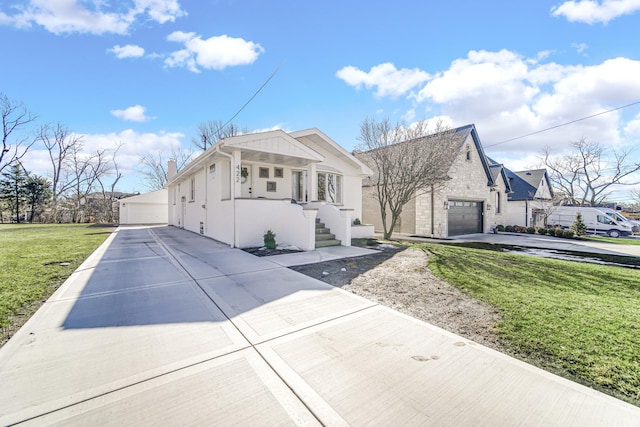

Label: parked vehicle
[546,206,633,238]
[598,208,640,234]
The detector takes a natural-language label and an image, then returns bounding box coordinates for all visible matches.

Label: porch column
[232,149,242,199]
[308,161,318,201]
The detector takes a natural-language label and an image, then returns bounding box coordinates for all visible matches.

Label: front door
[292,171,306,202]
[240,165,252,198]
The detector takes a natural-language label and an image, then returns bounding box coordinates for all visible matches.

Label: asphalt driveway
[1,226,639,425]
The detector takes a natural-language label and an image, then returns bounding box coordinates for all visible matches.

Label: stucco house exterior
[165,128,373,250]
[361,124,511,238]
[118,189,168,225]
[504,168,553,227]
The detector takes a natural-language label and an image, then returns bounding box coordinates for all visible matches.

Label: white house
[504,168,553,227]
[361,124,512,237]
[165,128,373,250]
[119,189,168,225]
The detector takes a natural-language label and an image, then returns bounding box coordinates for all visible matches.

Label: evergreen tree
[570,212,588,236]
[24,175,51,222]
[0,164,29,222]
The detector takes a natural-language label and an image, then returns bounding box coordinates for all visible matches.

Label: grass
[585,235,640,245]
[0,224,114,341]
[415,242,640,406]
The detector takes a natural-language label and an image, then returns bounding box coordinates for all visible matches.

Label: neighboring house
[503,168,553,227]
[165,128,373,250]
[361,124,511,238]
[119,189,168,225]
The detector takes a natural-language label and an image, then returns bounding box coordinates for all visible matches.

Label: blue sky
[2,0,640,202]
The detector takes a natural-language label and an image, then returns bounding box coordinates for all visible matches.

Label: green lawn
[585,235,640,245]
[0,224,113,338]
[417,242,640,406]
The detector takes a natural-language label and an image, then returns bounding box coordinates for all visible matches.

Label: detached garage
[447,200,484,236]
[119,189,168,225]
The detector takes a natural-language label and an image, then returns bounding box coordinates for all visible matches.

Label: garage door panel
[448,200,483,236]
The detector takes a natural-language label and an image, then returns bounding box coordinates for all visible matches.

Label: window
[189,177,195,201]
[317,172,342,204]
[466,145,472,161]
[597,215,614,225]
[495,192,501,214]
[274,167,283,178]
[259,167,269,178]
[266,181,276,192]
[209,164,216,179]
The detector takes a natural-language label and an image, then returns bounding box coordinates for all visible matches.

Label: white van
[598,208,640,234]
[546,206,633,238]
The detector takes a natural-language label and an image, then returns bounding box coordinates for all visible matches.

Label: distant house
[119,189,168,225]
[504,169,553,227]
[165,129,373,250]
[360,124,511,238]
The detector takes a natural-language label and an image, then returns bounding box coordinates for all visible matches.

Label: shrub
[570,213,587,237]
[353,218,361,225]
[504,225,514,232]
[563,230,575,238]
[554,228,565,237]
[263,230,277,249]
[537,227,547,235]
[526,227,536,234]
[496,224,505,232]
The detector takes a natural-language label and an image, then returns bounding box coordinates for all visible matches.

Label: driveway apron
[1,226,639,426]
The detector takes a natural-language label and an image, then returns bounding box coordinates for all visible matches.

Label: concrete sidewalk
[1,226,638,425]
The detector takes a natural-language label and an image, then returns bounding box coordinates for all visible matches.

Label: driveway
[1,226,639,425]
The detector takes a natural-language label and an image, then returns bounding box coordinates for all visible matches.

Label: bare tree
[543,138,640,206]
[1,93,38,173]
[40,123,83,221]
[94,142,123,223]
[192,120,247,151]
[356,117,460,240]
[139,146,192,191]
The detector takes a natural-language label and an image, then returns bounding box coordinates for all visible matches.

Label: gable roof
[357,123,505,189]
[289,128,373,176]
[504,168,553,201]
[450,124,499,187]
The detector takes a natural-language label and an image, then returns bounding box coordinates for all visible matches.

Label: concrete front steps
[315,218,341,248]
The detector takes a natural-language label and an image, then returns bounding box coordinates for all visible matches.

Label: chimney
[167,159,177,181]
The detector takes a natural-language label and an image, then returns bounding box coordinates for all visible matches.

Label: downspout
[430,184,435,237]
[525,200,529,227]
[214,143,235,247]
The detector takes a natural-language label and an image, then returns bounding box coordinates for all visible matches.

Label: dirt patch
[291,246,506,351]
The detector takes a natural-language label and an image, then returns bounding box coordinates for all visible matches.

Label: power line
[485,100,640,148]
[217,61,285,135]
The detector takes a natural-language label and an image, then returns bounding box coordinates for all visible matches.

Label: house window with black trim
[189,177,195,201]
[495,191,501,214]
[317,172,342,204]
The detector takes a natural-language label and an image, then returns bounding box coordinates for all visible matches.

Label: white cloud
[2,0,186,35]
[109,44,145,58]
[165,31,264,72]
[340,50,640,160]
[551,0,640,24]
[624,112,640,137]
[110,105,155,122]
[336,63,430,98]
[572,42,589,54]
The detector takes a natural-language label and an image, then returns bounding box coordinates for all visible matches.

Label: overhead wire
[485,100,640,148]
